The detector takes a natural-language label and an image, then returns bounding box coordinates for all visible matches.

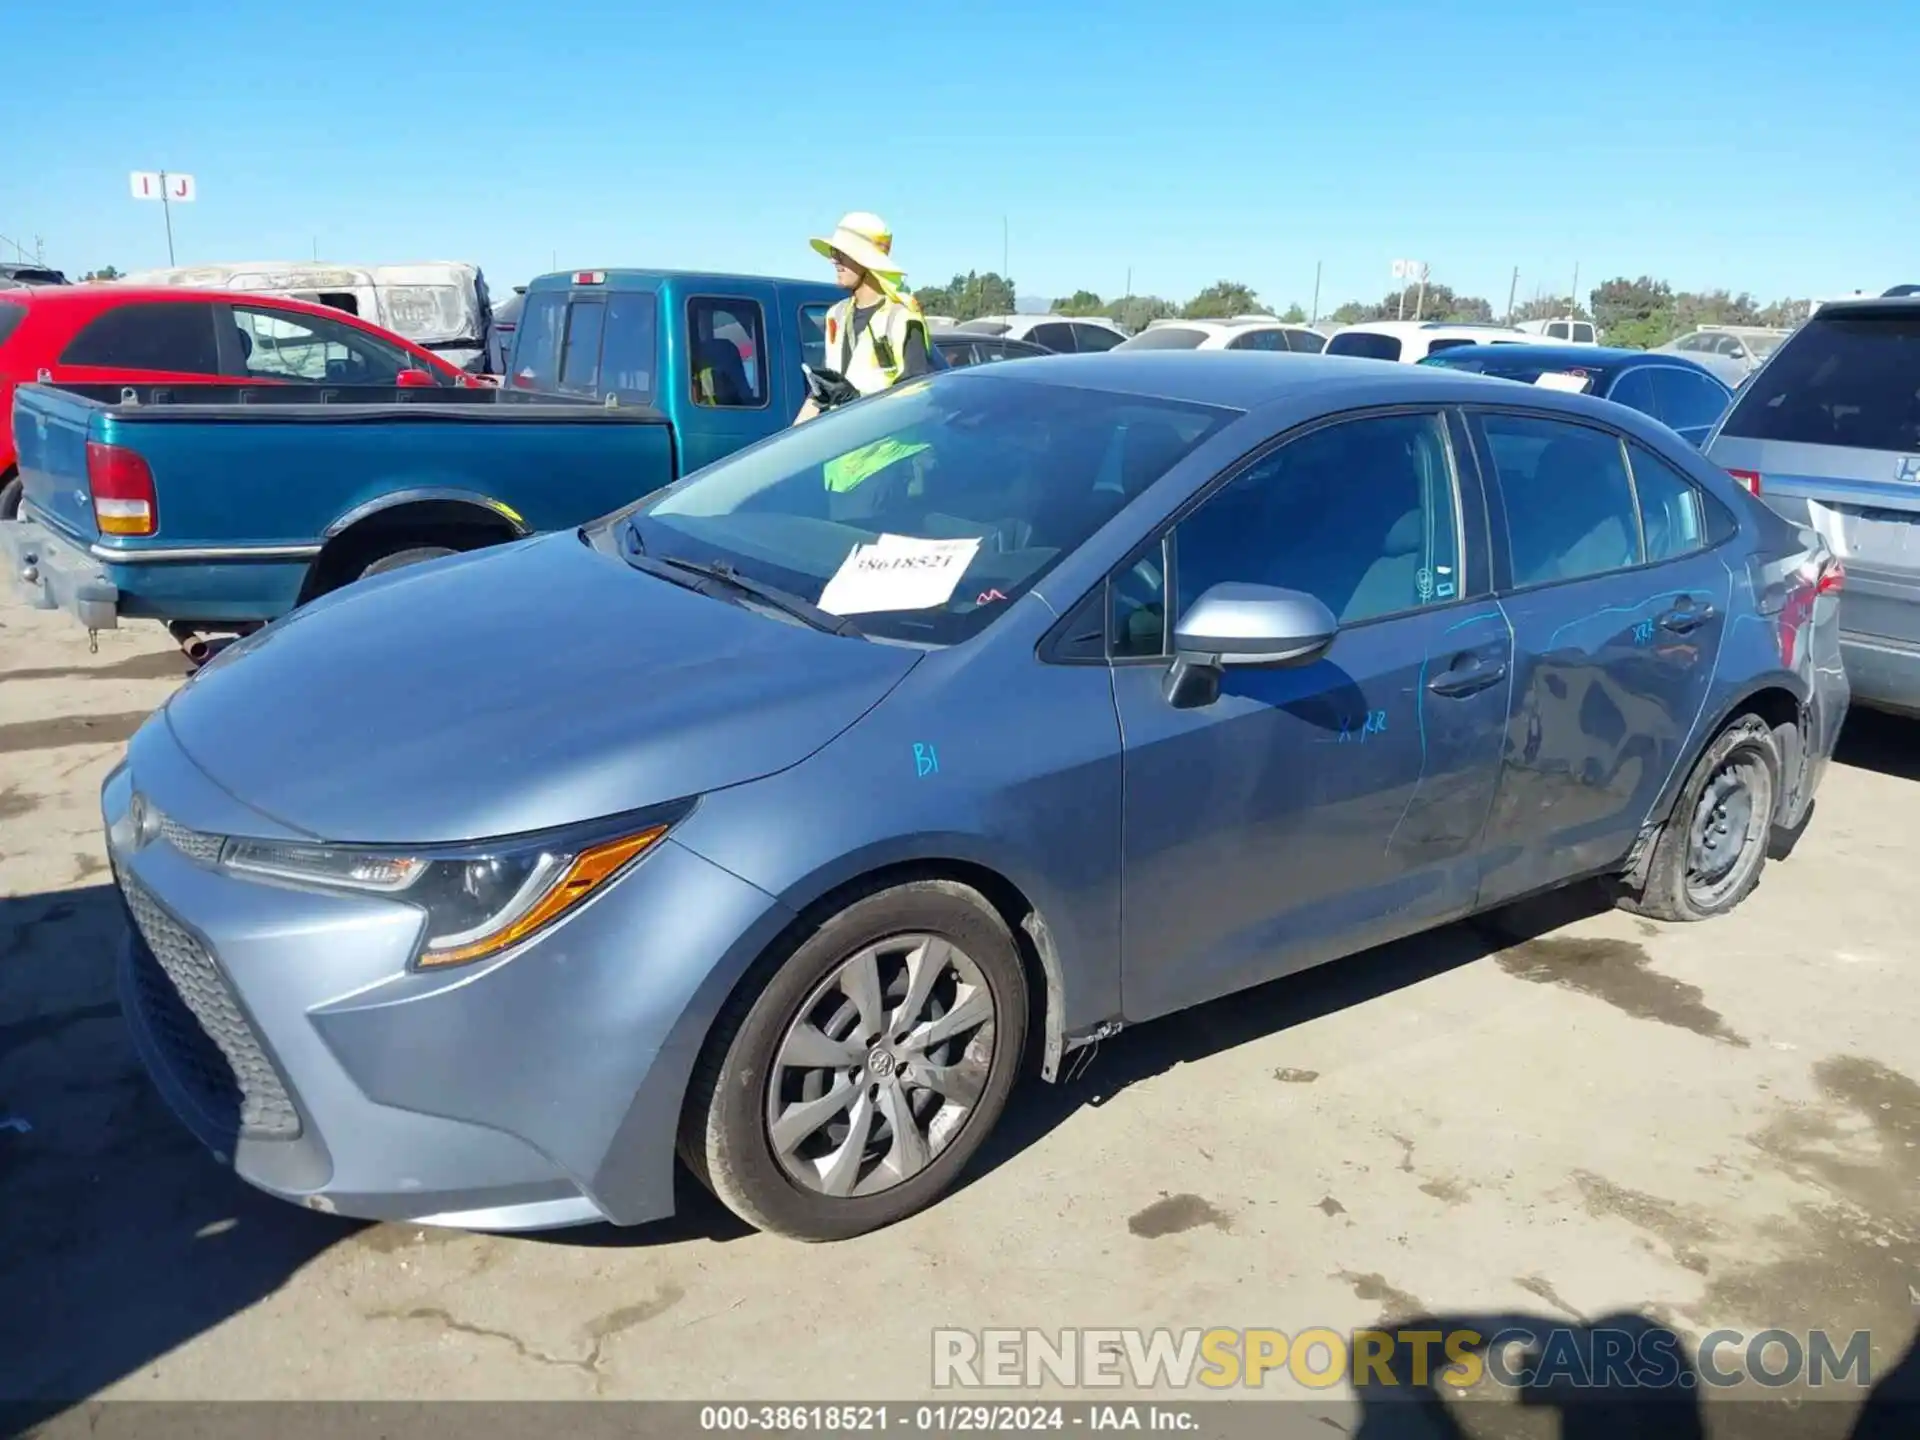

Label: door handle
[1427,658,1507,698]
[1659,601,1716,634]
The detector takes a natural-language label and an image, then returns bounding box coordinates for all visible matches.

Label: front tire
[358,544,456,580]
[683,881,1027,1241]
[1619,714,1779,922]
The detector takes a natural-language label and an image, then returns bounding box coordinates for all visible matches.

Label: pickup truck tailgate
[12,384,102,542]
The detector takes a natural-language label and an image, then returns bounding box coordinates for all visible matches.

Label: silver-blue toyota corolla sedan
[105,353,1848,1240]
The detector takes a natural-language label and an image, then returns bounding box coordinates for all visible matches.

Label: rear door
[1469,409,1732,904]
[1708,306,1920,660]
[1026,321,1079,354]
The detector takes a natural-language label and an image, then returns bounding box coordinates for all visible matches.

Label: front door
[1113,409,1512,1023]
[1468,411,1731,904]
[682,294,778,475]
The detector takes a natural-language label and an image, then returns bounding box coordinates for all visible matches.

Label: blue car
[106,353,1847,1240]
[1419,343,1734,447]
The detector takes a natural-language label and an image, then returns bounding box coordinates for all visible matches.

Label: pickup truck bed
[3,382,671,635]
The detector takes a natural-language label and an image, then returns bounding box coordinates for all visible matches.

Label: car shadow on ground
[968,884,1611,1194]
[1341,1308,1917,1440]
[1832,708,1920,783]
[0,883,356,1425]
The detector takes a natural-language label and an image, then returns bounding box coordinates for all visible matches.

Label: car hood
[163,533,921,844]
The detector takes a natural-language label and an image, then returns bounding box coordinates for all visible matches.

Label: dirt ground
[2,598,1915,1437]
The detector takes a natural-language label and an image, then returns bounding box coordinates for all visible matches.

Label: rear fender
[301,490,528,601]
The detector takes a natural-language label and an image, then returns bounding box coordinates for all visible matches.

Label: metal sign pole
[160,170,176,265]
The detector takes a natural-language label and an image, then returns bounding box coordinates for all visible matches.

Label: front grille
[116,864,301,1141]
[158,815,225,866]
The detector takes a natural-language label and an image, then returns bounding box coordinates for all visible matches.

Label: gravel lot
[2,598,1915,1437]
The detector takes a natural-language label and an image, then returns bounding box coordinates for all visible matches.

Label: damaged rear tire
[1618,713,1779,922]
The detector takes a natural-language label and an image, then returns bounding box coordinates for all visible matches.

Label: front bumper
[104,719,794,1230]
[1,511,119,629]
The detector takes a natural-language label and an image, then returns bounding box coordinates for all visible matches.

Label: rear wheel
[682,881,1027,1241]
[1619,714,1779,922]
[357,544,457,580]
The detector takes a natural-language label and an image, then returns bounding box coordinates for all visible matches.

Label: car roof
[1800,296,1920,319]
[1333,320,1531,338]
[946,348,1582,410]
[1425,342,1721,373]
[524,268,829,291]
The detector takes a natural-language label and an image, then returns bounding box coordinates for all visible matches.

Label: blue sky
[5,0,1911,314]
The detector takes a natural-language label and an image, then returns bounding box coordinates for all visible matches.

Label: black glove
[803,365,861,410]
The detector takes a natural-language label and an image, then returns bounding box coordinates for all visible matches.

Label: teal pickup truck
[1,269,842,658]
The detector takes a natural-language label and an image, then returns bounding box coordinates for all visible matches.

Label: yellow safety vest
[822,294,927,397]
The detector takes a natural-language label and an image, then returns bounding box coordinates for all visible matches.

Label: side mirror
[1164,582,1338,708]
[395,368,436,388]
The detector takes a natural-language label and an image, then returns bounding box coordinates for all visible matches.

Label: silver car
[1706,297,1920,716]
[1658,326,1788,388]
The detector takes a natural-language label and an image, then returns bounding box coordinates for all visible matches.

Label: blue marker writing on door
[1338,710,1390,743]
[913,742,939,777]
[1632,618,1656,645]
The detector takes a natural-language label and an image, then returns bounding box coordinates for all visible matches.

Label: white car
[954,314,1128,353]
[1515,316,1600,344]
[1324,320,1541,363]
[1114,317,1327,353]
[1654,326,1789,388]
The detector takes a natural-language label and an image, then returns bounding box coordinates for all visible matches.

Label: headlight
[219,819,674,967]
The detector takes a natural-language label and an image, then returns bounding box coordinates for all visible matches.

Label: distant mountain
[1014,295,1050,315]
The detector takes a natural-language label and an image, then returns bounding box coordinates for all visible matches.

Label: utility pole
[1415,268,1428,320]
[1506,266,1519,324]
[1001,216,1009,282]
[158,175,176,265]
[1311,260,1322,324]
[1571,261,1580,315]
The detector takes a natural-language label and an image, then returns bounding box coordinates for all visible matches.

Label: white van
[1515,316,1600,344]
[119,260,493,371]
[1324,320,1540,364]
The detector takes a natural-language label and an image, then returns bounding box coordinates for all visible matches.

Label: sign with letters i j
[130,172,197,202]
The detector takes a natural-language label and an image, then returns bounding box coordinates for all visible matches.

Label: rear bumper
[0,511,120,628]
[1840,631,1920,718]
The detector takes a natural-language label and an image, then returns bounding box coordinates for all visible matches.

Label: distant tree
[81,265,122,282]
[1758,297,1811,327]
[1590,276,1674,337]
[1279,303,1307,323]
[1052,289,1108,316]
[1328,300,1370,325]
[1183,280,1263,319]
[1111,295,1178,332]
[1332,282,1493,325]
[1511,293,1591,323]
[915,271,1017,323]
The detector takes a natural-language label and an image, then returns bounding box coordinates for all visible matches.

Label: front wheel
[358,544,457,580]
[682,881,1028,1241]
[0,474,21,522]
[1619,714,1779,922]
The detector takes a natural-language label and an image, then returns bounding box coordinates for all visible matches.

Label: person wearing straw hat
[794,211,932,425]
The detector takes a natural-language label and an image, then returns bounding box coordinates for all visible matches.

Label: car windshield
[605,371,1235,646]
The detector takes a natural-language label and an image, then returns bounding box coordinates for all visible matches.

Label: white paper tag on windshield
[817,533,982,615]
[1533,371,1592,393]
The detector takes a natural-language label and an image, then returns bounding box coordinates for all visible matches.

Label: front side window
[1720,311,1920,453]
[689,298,767,408]
[1326,331,1403,361]
[1111,412,1463,657]
[1477,413,1643,587]
[1628,446,1708,563]
[617,372,1232,646]
[511,292,566,390]
[1227,329,1287,351]
[232,306,418,384]
[60,301,221,373]
[0,299,25,349]
[1286,329,1326,354]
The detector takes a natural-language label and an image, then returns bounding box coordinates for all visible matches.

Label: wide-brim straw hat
[811,211,904,281]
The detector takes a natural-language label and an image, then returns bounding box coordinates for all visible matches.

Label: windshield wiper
[626,548,864,638]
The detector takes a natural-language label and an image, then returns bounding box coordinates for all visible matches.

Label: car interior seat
[1521,436,1638,583]
[694,339,750,406]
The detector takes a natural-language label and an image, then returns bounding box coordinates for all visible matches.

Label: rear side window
[1650,366,1730,434]
[1424,337,1478,356]
[1028,322,1078,352]
[1547,322,1570,340]
[1227,329,1287,351]
[1606,368,1658,415]
[511,292,566,390]
[798,302,830,371]
[1327,331,1402,361]
[60,302,221,373]
[1628,446,1708,562]
[1476,413,1643,587]
[0,300,24,352]
[689,297,767,408]
[559,301,606,392]
[1720,313,1920,452]
[1572,323,1596,343]
[1071,323,1124,353]
[1121,327,1208,351]
[1286,329,1326,353]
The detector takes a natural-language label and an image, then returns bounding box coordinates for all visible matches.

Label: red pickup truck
[1,285,475,517]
